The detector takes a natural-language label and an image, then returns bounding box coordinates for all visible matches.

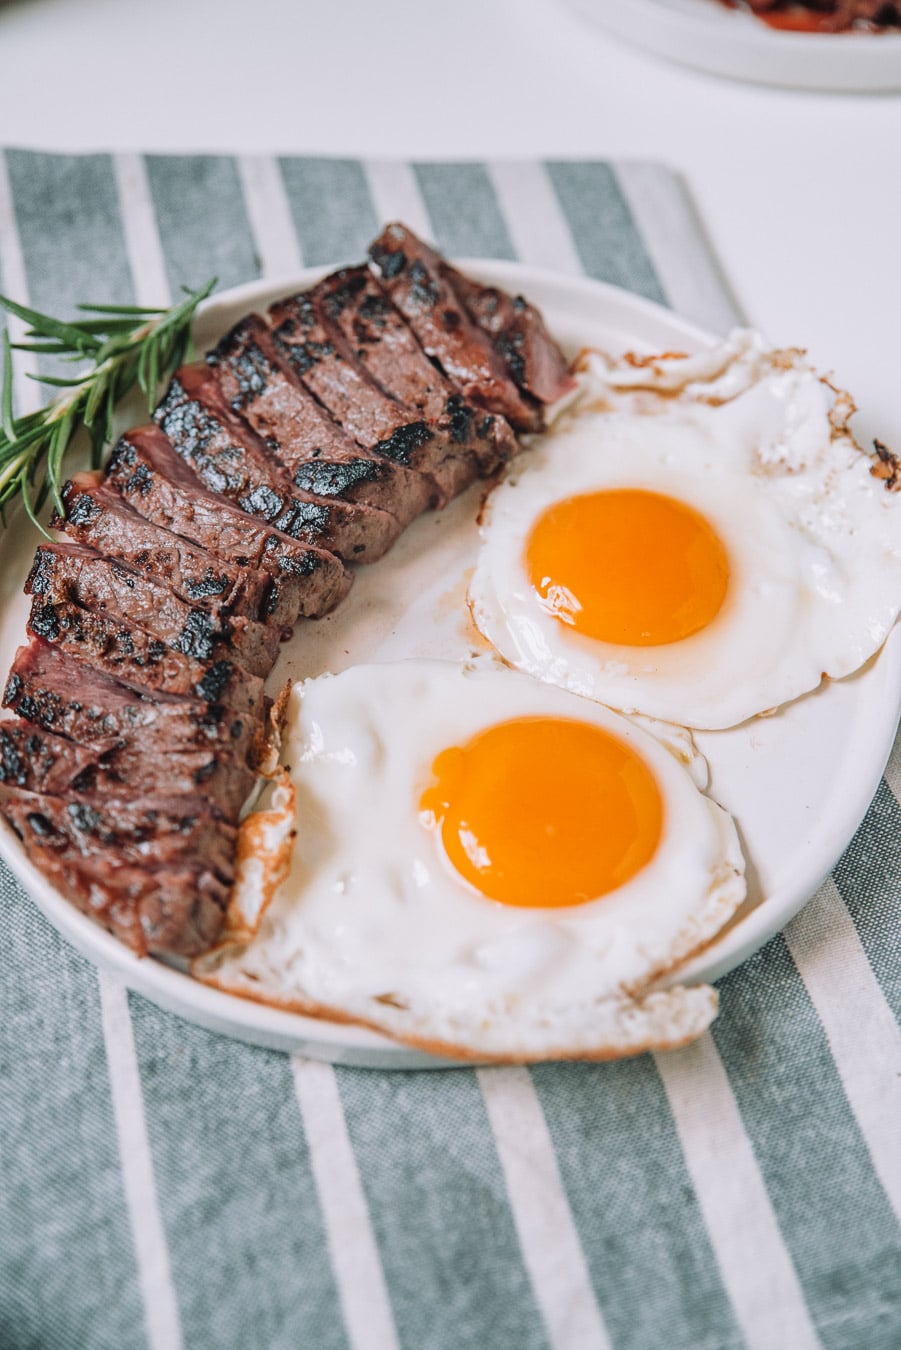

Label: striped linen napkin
[0,152,899,1350]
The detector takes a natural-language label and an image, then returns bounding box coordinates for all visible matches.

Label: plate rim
[1,261,899,1067]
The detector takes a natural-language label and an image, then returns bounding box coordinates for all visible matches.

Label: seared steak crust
[368,223,544,433]
[268,292,458,497]
[315,267,516,488]
[26,542,281,680]
[0,783,236,878]
[58,474,274,623]
[0,717,247,811]
[4,642,260,820]
[0,720,110,795]
[0,818,230,955]
[105,427,352,623]
[208,315,437,528]
[448,271,576,406]
[26,592,267,713]
[0,718,244,810]
[156,365,401,562]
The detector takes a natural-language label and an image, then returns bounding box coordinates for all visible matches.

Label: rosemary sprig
[0,277,217,533]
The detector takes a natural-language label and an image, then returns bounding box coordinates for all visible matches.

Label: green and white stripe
[1,150,899,1350]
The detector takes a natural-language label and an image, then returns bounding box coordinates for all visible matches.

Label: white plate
[2,263,899,1068]
[568,0,901,91]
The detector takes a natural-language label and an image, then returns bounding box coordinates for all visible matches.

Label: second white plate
[568,0,901,91]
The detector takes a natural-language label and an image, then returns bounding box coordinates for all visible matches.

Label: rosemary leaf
[47,408,75,517]
[0,294,100,355]
[84,368,108,427]
[1,332,14,441]
[26,373,92,389]
[147,343,160,412]
[76,301,164,316]
[11,341,77,356]
[21,480,45,534]
[72,316,157,336]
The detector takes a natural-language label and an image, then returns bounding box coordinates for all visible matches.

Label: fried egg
[469,331,901,729]
[194,660,745,1061]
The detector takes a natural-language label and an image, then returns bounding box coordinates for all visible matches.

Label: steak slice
[0,719,111,794]
[0,783,236,879]
[4,642,261,819]
[155,365,401,562]
[0,807,229,955]
[448,270,576,406]
[58,474,274,625]
[0,712,249,819]
[0,718,227,803]
[105,426,352,623]
[268,292,465,506]
[27,593,267,715]
[208,315,437,528]
[26,542,282,680]
[316,266,516,483]
[368,223,544,433]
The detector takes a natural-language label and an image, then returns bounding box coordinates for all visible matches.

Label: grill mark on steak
[0,720,112,795]
[448,271,576,406]
[105,427,353,623]
[315,267,517,486]
[369,223,546,433]
[208,315,438,528]
[156,365,401,562]
[26,541,281,680]
[57,473,275,624]
[268,292,461,498]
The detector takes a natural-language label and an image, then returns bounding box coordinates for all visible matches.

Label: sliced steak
[0,783,236,879]
[368,223,544,433]
[105,426,352,623]
[26,541,282,680]
[155,365,401,562]
[0,225,578,961]
[268,292,467,505]
[4,642,261,819]
[27,593,267,714]
[448,270,576,406]
[208,314,437,528]
[58,474,274,624]
[315,267,516,481]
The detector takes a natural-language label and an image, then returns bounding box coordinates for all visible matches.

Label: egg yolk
[419,716,663,908]
[526,488,730,646]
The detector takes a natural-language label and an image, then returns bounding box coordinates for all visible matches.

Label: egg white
[469,331,901,730]
[194,660,745,1061]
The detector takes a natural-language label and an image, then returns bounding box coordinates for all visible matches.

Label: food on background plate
[470,332,901,730]
[194,661,746,1062]
[0,225,569,959]
[718,0,901,31]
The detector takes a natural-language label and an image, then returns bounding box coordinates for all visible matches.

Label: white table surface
[1,0,899,453]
